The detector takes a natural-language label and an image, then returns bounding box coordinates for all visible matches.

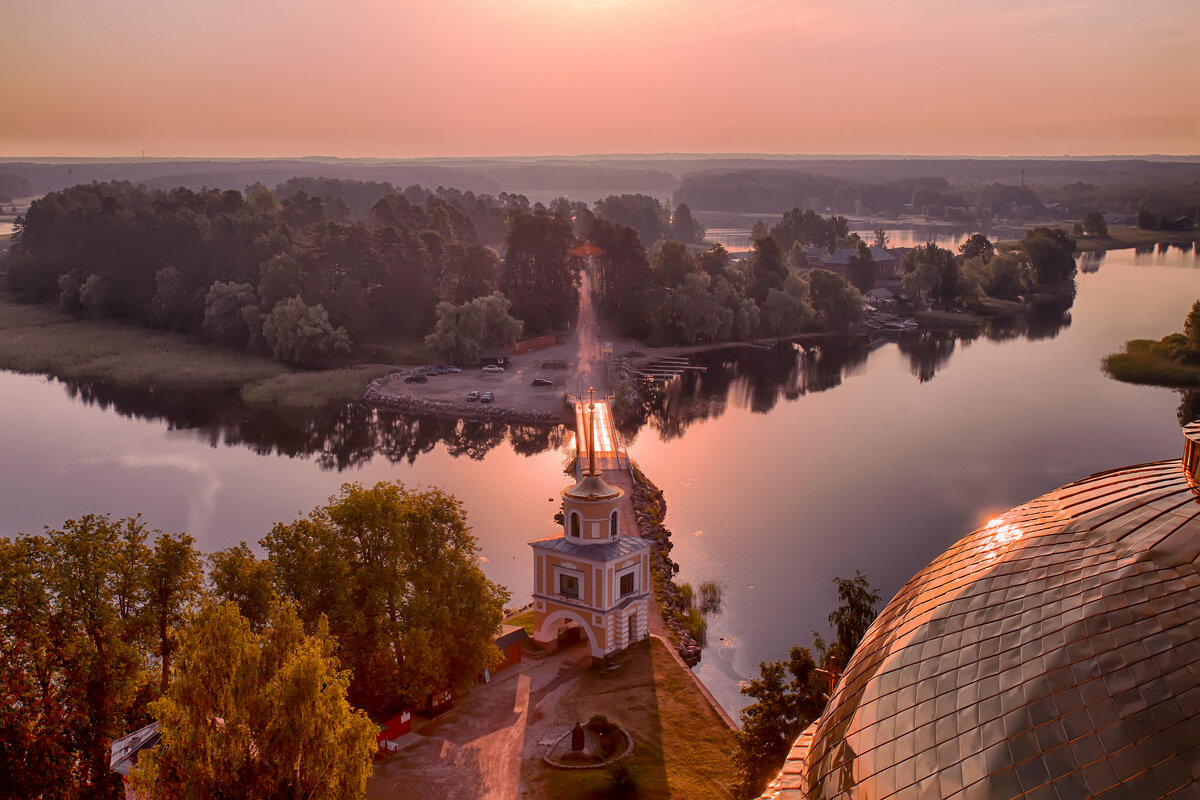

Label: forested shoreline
[2,176,1082,372]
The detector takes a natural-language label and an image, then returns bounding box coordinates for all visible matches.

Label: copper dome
[768,424,1200,799]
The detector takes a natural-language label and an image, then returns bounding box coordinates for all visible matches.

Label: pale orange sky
[2,0,1197,158]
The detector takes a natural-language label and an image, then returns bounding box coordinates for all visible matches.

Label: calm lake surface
[3,241,1198,717]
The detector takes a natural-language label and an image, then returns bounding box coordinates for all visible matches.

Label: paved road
[368,646,592,800]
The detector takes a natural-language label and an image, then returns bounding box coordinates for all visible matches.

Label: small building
[479,350,511,367]
[376,711,413,750]
[529,399,651,659]
[818,248,856,282]
[493,624,529,672]
[511,334,557,355]
[109,722,161,797]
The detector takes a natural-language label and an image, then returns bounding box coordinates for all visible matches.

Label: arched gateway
[529,391,650,658]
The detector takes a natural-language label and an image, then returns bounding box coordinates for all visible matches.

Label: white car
[482,364,504,373]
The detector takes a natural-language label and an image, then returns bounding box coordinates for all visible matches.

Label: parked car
[531,378,553,387]
[429,366,448,375]
[444,365,462,373]
[482,364,504,373]
[404,374,427,383]
[466,391,479,402]
[480,392,494,403]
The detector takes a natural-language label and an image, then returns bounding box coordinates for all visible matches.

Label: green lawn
[525,638,736,800]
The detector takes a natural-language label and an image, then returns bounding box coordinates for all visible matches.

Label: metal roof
[763,424,1200,799]
[529,533,649,561]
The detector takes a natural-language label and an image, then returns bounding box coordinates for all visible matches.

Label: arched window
[610,510,619,538]
[570,512,581,538]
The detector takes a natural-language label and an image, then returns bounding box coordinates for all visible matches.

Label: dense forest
[1,175,1085,363]
[2,180,587,367]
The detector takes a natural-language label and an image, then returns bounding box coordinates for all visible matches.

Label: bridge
[570,389,628,478]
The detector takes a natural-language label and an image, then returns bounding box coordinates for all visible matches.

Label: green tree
[262,482,509,716]
[732,573,881,799]
[650,240,698,288]
[1185,300,1200,348]
[0,536,75,797]
[439,242,501,304]
[1081,211,1108,238]
[501,211,578,333]
[130,601,377,800]
[202,281,259,348]
[145,533,204,692]
[208,543,276,632]
[671,202,705,243]
[261,297,351,367]
[149,266,201,332]
[699,243,730,276]
[848,240,877,292]
[805,269,863,329]
[733,647,824,799]
[958,233,995,262]
[749,236,787,304]
[750,219,769,242]
[872,227,889,248]
[0,516,169,799]
[425,291,523,365]
[256,254,301,311]
[1020,227,1077,285]
[827,571,881,663]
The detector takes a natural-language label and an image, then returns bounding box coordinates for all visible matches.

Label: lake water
[2,241,1198,718]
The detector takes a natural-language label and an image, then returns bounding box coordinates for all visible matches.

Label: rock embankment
[363,375,568,425]
[629,468,703,666]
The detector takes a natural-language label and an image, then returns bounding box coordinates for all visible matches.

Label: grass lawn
[505,609,536,637]
[524,638,736,800]
[1102,339,1200,387]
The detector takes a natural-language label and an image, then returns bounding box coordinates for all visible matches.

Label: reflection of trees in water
[898,332,960,383]
[618,339,869,441]
[1178,390,1200,425]
[618,294,1077,438]
[59,380,566,471]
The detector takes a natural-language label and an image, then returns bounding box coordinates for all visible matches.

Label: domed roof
[773,425,1200,799]
[562,472,622,502]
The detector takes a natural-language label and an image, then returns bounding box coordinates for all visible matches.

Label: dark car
[531,378,553,387]
[480,392,494,403]
[404,374,427,383]
[466,391,479,402]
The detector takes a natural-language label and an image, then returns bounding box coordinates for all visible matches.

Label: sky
[2,0,1197,158]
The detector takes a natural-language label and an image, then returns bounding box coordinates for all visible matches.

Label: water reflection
[619,297,1075,435]
[59,379,567,471]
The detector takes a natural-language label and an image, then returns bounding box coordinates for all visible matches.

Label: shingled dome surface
[768,424,1200,799]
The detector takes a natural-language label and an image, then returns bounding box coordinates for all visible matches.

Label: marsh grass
[0,296,285,387]
[0,295,398,409]
[240,366,395,409]
[1103,339,1200,387]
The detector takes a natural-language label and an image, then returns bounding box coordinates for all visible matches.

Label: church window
[560,574,579,599]
[620,572,635,597]
[610,511,619,538]
[570,512,581,538]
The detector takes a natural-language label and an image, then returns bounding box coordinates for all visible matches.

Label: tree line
[0,482,508,799]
